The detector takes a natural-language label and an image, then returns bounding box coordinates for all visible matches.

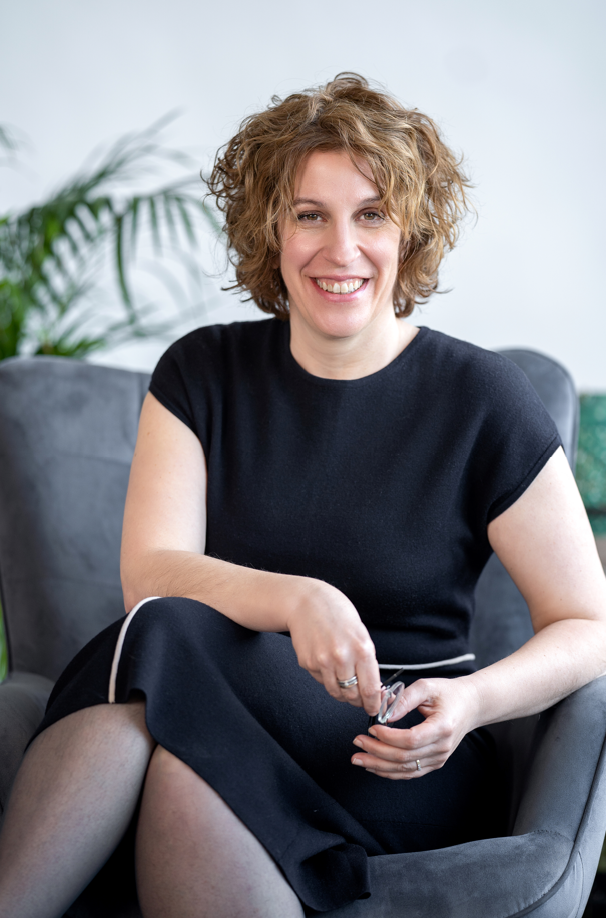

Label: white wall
[2,0,605,388]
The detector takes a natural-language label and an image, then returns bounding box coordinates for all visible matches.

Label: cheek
[280,238,313,281]
[379,238,403,281]
[278,251,294,283]
[277,221,298,277]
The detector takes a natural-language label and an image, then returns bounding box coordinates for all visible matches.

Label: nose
[323,218,359,266]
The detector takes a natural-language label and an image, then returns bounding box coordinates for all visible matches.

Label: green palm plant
[0,117,219,360]
[0,119,219,681]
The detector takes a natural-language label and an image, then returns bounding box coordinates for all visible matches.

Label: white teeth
[315,279,364,294]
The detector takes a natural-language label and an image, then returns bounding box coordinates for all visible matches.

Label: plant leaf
[0,117,220,361]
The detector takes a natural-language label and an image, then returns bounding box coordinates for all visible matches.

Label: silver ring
[416,760,421,772]
[337,675,359,689]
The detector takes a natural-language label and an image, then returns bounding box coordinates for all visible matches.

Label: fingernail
[368,727,378,738]
[353,738,363,748]
[352,757,363,766]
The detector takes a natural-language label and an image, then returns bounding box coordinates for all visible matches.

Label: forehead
[293,150,379,202]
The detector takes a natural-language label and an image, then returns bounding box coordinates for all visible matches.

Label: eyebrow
[293,196,382,207]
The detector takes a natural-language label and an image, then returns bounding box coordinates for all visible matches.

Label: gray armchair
[0,348,604,918]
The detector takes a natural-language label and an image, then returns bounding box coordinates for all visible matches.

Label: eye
[360,211,385,223]
[296,212,323,223]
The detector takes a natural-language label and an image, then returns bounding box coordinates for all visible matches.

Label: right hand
[286,579,382,716]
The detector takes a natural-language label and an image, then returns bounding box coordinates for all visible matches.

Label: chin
[311,314,370,340]
[313,304,382,339]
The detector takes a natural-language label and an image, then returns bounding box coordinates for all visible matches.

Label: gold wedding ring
[416,759,421,771]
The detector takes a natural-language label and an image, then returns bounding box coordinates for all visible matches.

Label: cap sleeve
[148,329,219,458]
[149,342,197,432]
[470,355,562,526]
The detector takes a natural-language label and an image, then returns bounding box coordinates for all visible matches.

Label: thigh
[35,597,502,912]
[115,599,500,855]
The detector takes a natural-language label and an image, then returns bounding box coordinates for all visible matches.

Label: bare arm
[121,393,382,713]
[121,392,309,631]
[352,447,606,778]
[467,446,606,721]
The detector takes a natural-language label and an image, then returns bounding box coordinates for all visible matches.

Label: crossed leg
[0,701,153,918]
[0,703,304,918]
[137,746,305,918]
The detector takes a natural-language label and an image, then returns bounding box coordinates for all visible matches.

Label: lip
[310,277,369,300]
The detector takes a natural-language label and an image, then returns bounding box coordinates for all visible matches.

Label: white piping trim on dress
[378,653,476,671]
[108,596,161,703]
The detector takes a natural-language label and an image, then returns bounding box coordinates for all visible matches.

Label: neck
[288,311,419,380]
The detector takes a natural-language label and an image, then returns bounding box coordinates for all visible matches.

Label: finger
[315,665,368,708]
[354,732,442,765]
[368,715,447,750]
[309,667,359,704]
[380,680,429,724]
[354,654,382,716]
[323,667,354,701]
[324,662,365,705]
[353,751,443,778]
[384,677,450,725]
[306,667,330,688]
[331,666,371,707]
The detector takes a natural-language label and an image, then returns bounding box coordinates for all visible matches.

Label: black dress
[35,320,561,914]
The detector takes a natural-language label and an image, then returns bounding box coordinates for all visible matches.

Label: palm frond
[0,118,220,360]
[0,125,18,154]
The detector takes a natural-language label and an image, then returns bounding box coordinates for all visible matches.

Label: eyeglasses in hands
[368,678,405,729]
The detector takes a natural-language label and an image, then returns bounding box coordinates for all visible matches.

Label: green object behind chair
[576,395,606,536]
[0,606,7,681]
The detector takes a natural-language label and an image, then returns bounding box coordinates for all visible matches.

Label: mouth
[314,278,366,295]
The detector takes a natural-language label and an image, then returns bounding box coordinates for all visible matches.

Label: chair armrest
[320,679,606,918]
[511,677,606,842]
[0,672,53,814]
[510,676,606,911]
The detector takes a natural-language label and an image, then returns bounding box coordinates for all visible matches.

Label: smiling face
[279,149,403,344]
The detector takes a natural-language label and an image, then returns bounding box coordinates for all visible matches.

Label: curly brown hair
[206,73,472,319]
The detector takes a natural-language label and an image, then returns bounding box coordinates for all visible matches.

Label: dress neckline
[281,322,429,388]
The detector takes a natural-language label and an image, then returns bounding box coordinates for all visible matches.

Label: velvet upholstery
[0,358,147,681]
[0,347,603,918]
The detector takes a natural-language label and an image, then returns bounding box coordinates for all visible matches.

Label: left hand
[351,676,481,779]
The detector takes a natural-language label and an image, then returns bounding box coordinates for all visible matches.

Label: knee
[142,747,216,832]
[148,745,184,778]
[145,746,202,797]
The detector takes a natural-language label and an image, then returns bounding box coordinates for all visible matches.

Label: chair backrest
[0,357,150,680]
[0,346,579,681]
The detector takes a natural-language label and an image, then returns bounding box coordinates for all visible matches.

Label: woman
[1,73,605,918]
